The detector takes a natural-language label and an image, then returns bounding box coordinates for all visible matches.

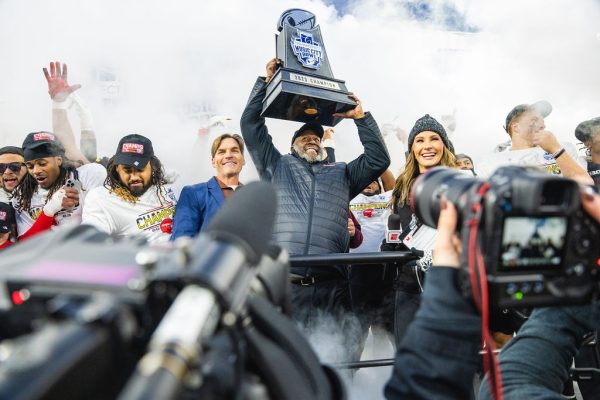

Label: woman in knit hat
[384,114,456,346]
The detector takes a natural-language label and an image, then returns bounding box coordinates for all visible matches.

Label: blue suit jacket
[171,176,225,240]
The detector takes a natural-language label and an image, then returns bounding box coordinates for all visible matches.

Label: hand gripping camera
[411,166,600,309]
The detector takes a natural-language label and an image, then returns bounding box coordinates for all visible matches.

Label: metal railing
[289,251,416,267]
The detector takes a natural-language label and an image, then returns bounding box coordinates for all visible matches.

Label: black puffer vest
[272,154,350,259]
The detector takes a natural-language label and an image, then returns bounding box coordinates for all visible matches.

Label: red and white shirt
[13,163,106,235]
[82,185,178,243]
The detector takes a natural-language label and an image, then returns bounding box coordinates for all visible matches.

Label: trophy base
[261,68,356,127]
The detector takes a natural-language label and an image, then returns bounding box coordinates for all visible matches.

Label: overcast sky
[1,0,599,183]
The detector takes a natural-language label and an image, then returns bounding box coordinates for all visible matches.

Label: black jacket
[240,78,390,273]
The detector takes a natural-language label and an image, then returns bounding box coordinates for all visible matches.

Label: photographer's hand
[432,199,462,268]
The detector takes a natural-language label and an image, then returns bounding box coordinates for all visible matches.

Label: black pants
[393,290,421,348]
[349,264,396,354]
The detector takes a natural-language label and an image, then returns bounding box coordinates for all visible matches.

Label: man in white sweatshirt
[82,134,177,243]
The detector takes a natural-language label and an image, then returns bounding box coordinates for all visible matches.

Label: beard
[128,182,152,197]
[292,143,327,163]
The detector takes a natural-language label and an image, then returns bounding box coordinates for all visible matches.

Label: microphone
[386,214,402,243]
[186,181,277,310]
[202,180,276,265]
[119,181,277,400]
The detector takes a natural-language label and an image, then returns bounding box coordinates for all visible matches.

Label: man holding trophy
[240,11,389,356]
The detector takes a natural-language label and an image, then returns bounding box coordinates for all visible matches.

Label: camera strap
[465,183,505,400]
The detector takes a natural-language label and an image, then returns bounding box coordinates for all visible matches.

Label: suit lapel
[207,176,225,205]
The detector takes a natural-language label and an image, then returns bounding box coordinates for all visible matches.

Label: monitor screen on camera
[500,216,567,270]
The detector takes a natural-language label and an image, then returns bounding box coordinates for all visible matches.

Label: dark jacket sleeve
[346,113,390,199]
[348,210,363,249]
[239,78,282,181]
[479,303,600,400]
[326,146,335,163]
[171,185,203,240]
[385,267,482,400]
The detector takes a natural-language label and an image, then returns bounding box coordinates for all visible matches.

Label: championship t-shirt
[349,191,392,253]
[13,163,106,235]
[478,143,585,178]
[82,185,178,243]
[0,189,9,203]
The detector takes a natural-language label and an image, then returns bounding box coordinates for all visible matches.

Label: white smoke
[1,0,599,175]
[2,1,597,397]
[298,307,395,399]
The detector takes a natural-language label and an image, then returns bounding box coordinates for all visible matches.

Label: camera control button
[521,282,532,294]
[506,283,517,295]
[533,282,544,293]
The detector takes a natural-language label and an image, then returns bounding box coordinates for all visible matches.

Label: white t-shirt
[478,143,585,178]
[13,163,106,235]
[349,191,392,253]
[0,189,10,203]
[82,185,178,243]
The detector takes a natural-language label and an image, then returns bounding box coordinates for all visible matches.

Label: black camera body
[412,166,600,309]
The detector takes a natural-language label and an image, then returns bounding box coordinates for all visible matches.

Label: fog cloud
[1,0,598,179]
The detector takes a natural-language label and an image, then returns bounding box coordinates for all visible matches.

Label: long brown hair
[390,146,456,211]
[13,160,80,213]
[105,155,168,204]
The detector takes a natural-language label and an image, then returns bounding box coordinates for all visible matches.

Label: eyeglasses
[0,162,25,174]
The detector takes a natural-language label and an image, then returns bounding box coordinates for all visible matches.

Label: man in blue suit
[171,133,246,239]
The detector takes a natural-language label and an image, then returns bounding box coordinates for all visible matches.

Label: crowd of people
[2,58,600,399]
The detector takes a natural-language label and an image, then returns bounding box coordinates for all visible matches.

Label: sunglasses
[0,162,25,174]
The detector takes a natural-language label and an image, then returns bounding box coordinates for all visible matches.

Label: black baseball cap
[0,202,14,234]
[114,134,154,168]
[0,146,24,157]
[574,117,600,143]
[504,100,552,133]
[291,121,324,145]
[22,131,65,162]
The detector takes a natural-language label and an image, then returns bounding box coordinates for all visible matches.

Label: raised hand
[43,61,81,101]
[60,187,80,210]
[532,130,561,154]
[332,94,365,120]
[265,58,282,83]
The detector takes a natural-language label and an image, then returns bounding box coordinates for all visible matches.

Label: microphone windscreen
[205,181,277,264]
[387,213,401,230]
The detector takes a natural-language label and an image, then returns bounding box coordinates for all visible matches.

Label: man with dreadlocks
[12,131,106,235]
[82,134,178,243]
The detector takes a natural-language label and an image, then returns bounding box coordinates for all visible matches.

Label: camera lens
[410,167,482,229]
